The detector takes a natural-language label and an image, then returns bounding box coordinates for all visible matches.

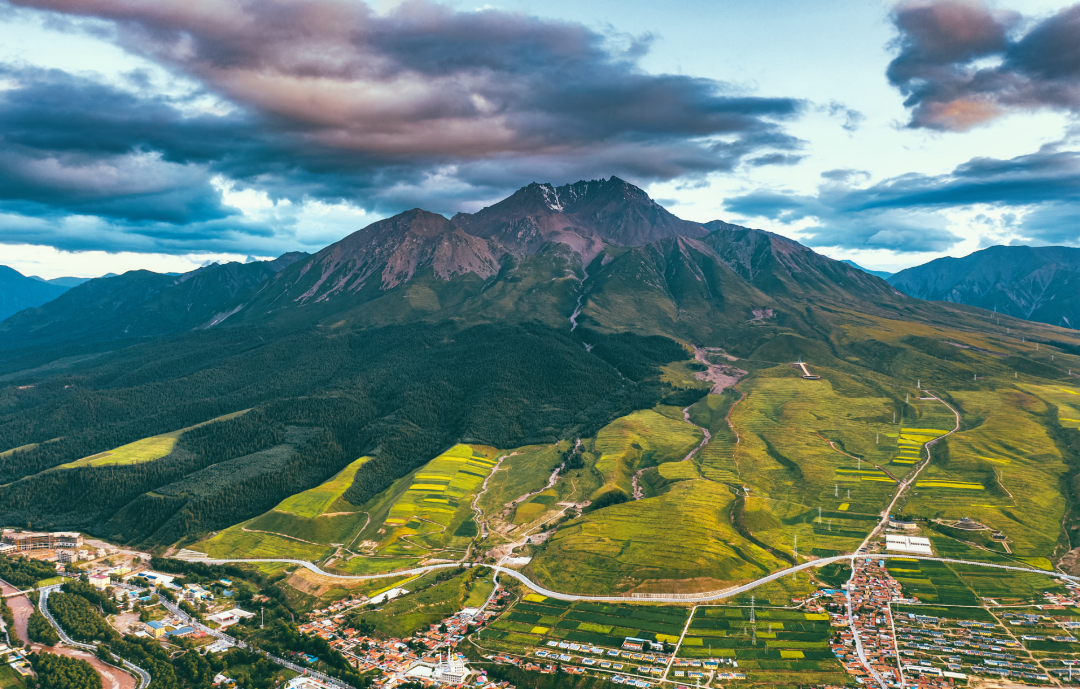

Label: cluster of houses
[295,588,512,687]
[829,557,957,688]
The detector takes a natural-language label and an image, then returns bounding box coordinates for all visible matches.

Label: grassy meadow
[590,409,703,501]
[529,479,786,595]
[58,409,249,469]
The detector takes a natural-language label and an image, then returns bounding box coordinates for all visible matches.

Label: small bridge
[2,589,32,599]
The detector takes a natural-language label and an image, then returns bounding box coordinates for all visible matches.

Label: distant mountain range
[2,177,906,351]
[0,266,73,322]
[0,253,306,345]
[888,245,1080,329]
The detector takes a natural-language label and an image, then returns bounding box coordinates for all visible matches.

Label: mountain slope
[842,259,893,279]
[0,265,70,321]
[889,245,1080,328]
[0,253,306,346]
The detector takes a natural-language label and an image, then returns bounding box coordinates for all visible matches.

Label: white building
[886,534,932,555]
[435,651,468,684]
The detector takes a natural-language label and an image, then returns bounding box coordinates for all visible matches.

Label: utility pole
[750,596,755,624]
[835,484,839,497]
[260,607,264,629]
[818,507,822,523]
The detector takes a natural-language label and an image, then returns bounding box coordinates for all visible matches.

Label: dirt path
[693,346,747,394]
[240,526,324,546]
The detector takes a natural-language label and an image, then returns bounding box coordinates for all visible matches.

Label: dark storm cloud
[888,0,1080,130]
[0,0,807,238]
[724,144,1080,251]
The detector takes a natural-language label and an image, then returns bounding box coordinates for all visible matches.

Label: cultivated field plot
[479,595,688,653]
[675,605,847,685]
[590,409,703,500]
[331,444,500,573]
[193,455,371,560]
[905,388,1071,557]
[58,409,249,469]
[885,558,981,606]
[742,496,874,559]
[529,480,786,595]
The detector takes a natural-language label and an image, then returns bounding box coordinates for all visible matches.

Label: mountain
[212,178,904,350]
[32,275,95,288]
[842,259,893,279]
[0,253,306,346]
[888,245,1080,328]
[0,265,70,321]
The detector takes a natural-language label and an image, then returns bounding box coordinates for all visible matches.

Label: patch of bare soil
[693,346,747,394]
[111,612,141,636]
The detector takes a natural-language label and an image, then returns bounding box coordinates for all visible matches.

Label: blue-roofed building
[169,626,195,637]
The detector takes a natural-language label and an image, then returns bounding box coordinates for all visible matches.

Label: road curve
[38,586,151,689]
[177,552,1077,603]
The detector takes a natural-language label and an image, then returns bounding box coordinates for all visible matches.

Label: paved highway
[179,552,1078,602]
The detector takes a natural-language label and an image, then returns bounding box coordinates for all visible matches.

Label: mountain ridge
[889,245,1080,329]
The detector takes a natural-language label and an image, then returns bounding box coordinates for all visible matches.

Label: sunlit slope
[191,456,372,561]
[590,409,703,501]
[903,386,1073,556]
[58,409,249,469]
[529,480,787,595]
[325,444,501,575]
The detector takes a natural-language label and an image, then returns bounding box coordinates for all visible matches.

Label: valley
[4,178,1080,689]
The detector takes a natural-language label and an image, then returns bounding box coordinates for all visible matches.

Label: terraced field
[676,605,846,685]
[327,444,501,574]
[529,479,787,595]
[478,596,690,656]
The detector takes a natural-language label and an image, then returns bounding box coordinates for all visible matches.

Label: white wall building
[886,534,932,555]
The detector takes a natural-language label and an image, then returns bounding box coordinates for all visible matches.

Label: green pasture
[276,456,370,518]
[590,409,703,500]
[58,409,249,469]
[904,387,1072,556]
[529,479,786,595]
[194,526,332,561]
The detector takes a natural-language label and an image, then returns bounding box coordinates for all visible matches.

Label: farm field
[0,665,26,689]
[325,444,501,575]
[478,596,689,656]
[57,409,249,469]
[528,479,787,595]
[590,409,703,502]
[192,456,372,561]
[903,387,1071,557]
[675,604,846,685]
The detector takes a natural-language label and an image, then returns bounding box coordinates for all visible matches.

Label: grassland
[58,409,249,469]
[0,665,26,689]
[529,479,786,595]
[193,456,371,561]
[902,387,1071,556]
[590,409,703,500]
[477,596,690,656]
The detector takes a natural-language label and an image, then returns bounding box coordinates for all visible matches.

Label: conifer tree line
[0,321,691,544]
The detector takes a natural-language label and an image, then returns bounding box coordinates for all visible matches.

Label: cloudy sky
[0,0,1077,278]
